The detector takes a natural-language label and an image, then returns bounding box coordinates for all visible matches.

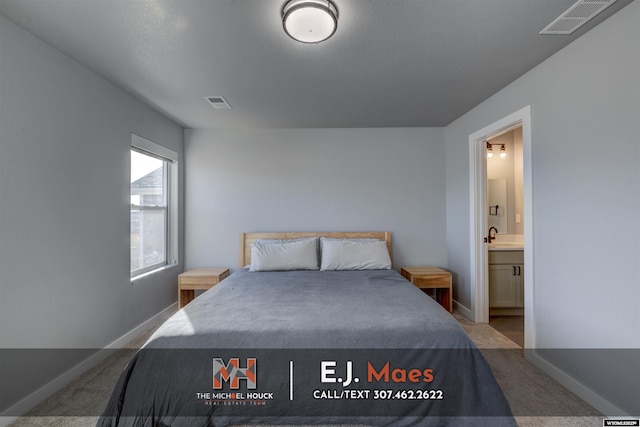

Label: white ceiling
[0,0,634,129]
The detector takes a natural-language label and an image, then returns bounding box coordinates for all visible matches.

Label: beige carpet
[489,315,525,348]
[8,310,604,427]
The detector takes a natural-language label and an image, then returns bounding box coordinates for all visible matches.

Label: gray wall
[445,1,639,415]
[0,15,184,410]
[185,127,446,271]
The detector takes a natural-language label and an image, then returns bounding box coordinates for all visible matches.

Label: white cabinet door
[489,264,518,307]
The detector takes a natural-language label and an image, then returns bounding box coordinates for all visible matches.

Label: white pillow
[256,236,321,265]
[320,238,391,270]
[250,238,319,271]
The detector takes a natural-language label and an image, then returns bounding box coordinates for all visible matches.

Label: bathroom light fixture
[499,144,507,160]
[282,0,338,43]
[486,142,507,160]
[486,142,494,159]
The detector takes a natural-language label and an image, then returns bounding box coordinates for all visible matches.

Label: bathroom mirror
[488,179,508,234]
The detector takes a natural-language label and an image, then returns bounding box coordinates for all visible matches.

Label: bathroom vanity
[488,247,524,315]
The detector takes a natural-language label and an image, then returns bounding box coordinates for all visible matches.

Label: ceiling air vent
[540,0,618,35]
[205,96,232,110]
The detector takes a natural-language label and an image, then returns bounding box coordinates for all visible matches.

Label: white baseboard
[525,349,631,417]
[453,299,473,319]
[0,303,177,426]
[103,302,177,349]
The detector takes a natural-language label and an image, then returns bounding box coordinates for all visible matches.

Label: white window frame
[131,134,179,279]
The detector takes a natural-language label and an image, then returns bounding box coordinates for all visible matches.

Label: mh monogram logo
[213,358,257,389]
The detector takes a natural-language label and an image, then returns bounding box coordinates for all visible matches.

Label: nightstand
[178,268,229,308]
[400,267,453,313]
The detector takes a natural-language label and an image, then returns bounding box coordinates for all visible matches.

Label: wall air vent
[205,96,232,110]
[540,0,618,34]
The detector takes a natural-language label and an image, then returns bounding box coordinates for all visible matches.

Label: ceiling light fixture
[282,0,338,44]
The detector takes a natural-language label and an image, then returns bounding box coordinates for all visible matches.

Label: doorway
[468,106,534,349]
[486,128,524,346]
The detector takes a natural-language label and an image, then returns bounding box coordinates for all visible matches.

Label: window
[130,134,178,278]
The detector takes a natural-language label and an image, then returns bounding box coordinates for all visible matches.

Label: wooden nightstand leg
[179,289,195,309]
[436,288,452,313]
[441,288,452,312]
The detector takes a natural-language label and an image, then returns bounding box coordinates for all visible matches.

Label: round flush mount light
[282,0,338,43]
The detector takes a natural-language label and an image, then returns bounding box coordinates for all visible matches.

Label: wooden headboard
[239,231,392,268]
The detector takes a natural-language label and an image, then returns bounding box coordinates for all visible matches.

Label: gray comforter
[98,269,516,426]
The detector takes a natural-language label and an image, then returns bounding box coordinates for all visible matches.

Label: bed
[98,232,515,427]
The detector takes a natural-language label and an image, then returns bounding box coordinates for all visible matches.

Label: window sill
[131,263,179,284]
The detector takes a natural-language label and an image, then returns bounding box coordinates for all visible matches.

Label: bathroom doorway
[486,128,524,347]
[468,106,534,349]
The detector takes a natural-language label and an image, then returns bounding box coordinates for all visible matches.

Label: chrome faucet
[488,227,498,243]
